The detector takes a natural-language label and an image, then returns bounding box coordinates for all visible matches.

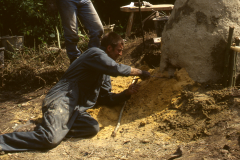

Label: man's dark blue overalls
[0,47,131,152]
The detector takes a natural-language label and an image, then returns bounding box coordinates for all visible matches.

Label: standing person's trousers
[0,85,99,152]
[57,0,104,61]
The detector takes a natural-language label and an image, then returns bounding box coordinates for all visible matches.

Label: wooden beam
[223,26,234,87]
[233,38,240,86]
[126,12,134,37]
[230,46,240,52]
[120,4,174,12]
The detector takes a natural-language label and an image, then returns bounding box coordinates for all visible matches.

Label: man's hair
[101,32,124,49]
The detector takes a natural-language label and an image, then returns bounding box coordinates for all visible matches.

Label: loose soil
[1,32,240,160]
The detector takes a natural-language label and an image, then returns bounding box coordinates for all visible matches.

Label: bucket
[0,36,24,52]
[103,24,115,36]
[153,16,169,37]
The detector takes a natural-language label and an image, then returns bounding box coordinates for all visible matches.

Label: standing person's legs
[57,0,81,62]
[77,2,104,49]
[66,112,99,138]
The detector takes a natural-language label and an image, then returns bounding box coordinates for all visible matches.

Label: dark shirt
[42,47,131,112]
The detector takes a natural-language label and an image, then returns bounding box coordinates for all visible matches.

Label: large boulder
[160,0,240,83]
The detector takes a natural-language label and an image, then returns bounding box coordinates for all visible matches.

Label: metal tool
[131,76,168,79]
[111,101,126,137]
[150,76,169,79]
[111,77,138,137]
[132,78,140,82]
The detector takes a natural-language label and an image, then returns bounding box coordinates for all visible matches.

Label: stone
[160,0,240,83]
[139,121,146,127]
[141,139,150,143]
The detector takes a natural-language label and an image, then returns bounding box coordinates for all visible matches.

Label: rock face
[160,0,240,83]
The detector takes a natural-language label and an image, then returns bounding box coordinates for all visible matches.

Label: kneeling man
[0,32,150,152]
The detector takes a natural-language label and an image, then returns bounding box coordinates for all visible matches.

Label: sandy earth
[1,33,240,159]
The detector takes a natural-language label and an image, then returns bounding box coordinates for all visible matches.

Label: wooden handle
[132,76,138,84]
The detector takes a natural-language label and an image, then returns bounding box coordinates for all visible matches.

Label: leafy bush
[0,0,62,46]
[3,45,69,91]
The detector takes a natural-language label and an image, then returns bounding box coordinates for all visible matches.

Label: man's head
[101,32,124,61]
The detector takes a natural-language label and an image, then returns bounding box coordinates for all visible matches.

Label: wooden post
[138,0,145,48]
[223,26,234,87]
[232,37,240,86]
[0,47,4,87]
[56,26,61,49]
[229,46,235,87]
[126,12,134,38]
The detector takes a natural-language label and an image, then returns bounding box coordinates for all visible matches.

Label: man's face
[106,43,123,61]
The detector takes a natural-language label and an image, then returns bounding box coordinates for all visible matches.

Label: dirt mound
[156,87,234,142]
[1,66,240,159]
[87,68,194,138]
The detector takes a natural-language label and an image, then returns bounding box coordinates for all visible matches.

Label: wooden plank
[231,46,240,52]
[120,4,174,12]
[126,12,134,37]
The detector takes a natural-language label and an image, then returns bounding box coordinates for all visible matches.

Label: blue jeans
[57,0,103,60]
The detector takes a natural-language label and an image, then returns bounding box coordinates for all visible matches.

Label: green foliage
[0,0,62,46]
[3,45,69,90]
[0,0,176,46]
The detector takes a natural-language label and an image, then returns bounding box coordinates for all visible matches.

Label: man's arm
[97,76,132,106]
[130,67,151,80]
[129,68,142,76]
[97,75,140,106]
[82,48,151,79]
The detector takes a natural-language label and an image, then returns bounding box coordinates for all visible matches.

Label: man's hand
[125,84,141,96]
[139,70,151,80]
[129,68,151,80]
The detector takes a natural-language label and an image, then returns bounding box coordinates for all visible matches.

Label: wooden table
[120,4,174,37]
